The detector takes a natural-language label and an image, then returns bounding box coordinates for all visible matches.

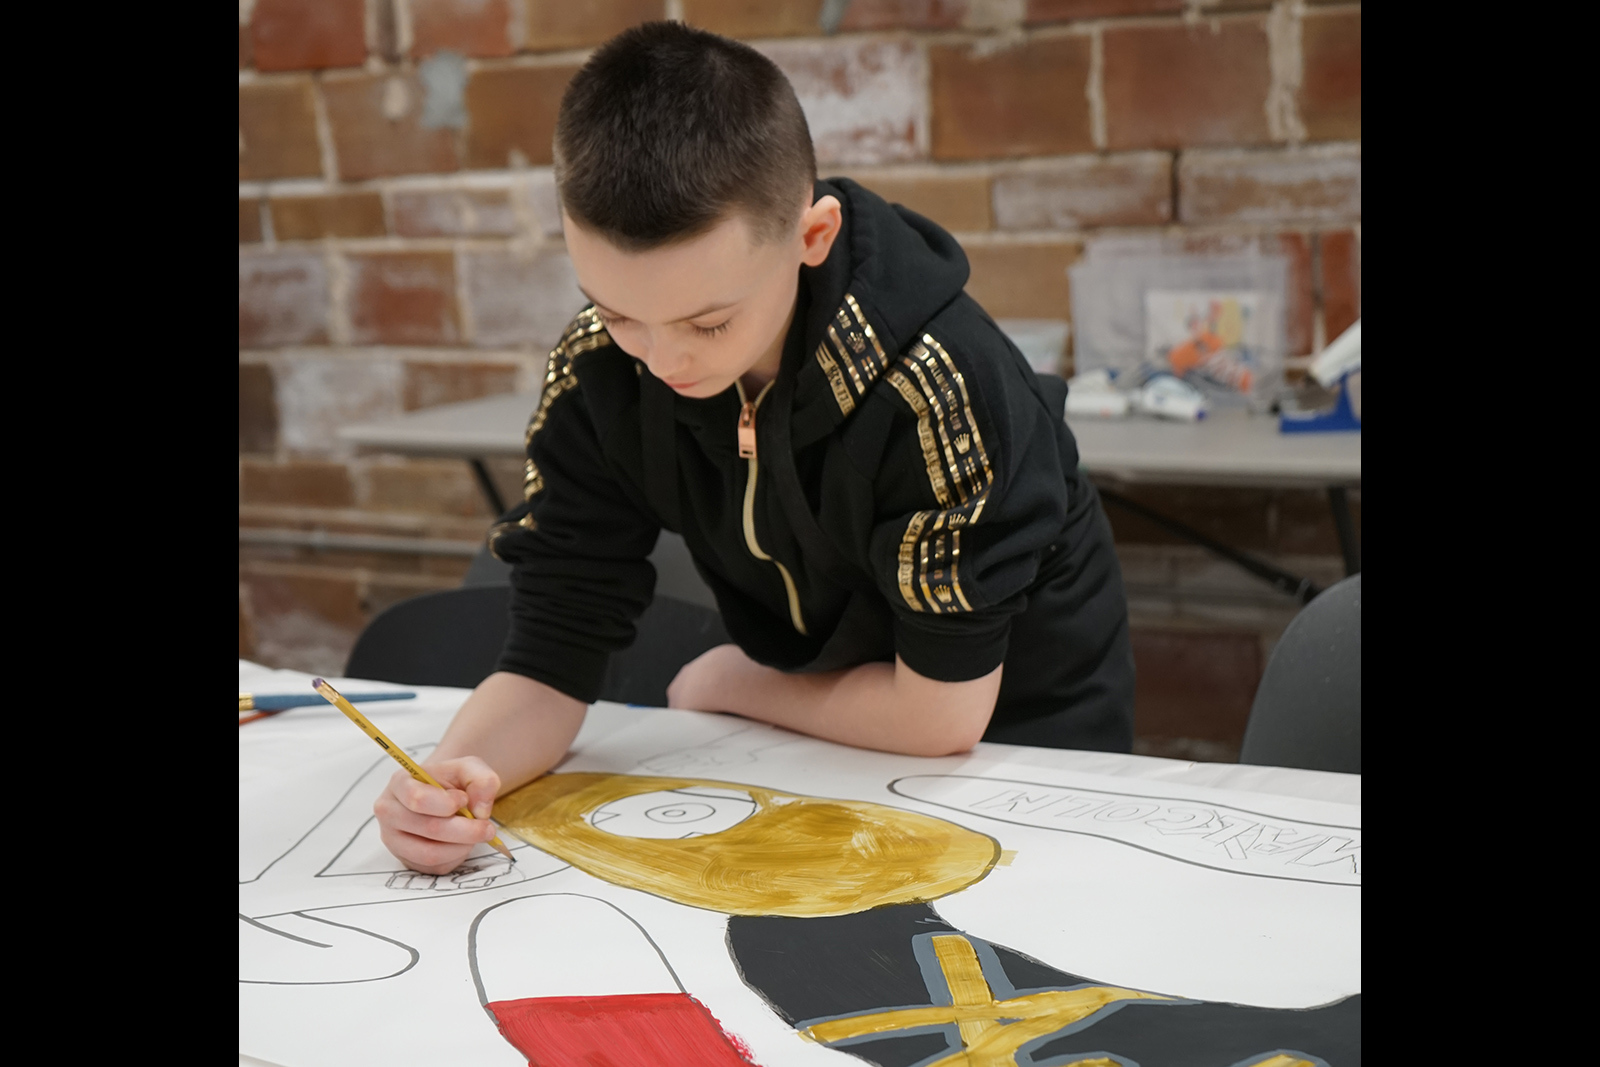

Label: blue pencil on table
[240,691,416,713]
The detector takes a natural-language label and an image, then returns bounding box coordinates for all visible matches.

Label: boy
[374,22,1136,875]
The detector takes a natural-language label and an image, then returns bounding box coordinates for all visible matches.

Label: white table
[240,661,1359,1067]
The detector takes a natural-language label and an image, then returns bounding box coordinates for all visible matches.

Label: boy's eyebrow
[581,289,738,323]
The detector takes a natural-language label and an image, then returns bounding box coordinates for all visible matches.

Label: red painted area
[486,992,760,1067]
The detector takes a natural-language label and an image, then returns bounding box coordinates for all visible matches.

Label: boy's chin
[666,377,733,399]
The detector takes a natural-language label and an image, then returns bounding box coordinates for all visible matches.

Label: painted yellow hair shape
[493,773,1001,918]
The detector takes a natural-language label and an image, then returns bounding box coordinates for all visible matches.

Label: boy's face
[563,195,842,400]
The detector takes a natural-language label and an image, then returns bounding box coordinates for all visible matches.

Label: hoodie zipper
[736,380,807,635]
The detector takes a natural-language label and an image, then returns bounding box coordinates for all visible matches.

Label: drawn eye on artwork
[586,787,757,839]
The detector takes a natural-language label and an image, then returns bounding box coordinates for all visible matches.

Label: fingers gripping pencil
[312,678,516,863]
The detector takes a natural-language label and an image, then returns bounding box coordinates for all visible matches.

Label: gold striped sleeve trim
[815,340,855,415]
[896,510,932,611]
[901,347,971,504]
[884,368,952,509]
[922,333,994,518]
[886,331,997,613]
[816,292,890,416]
[491,309,613,558]
[845,294,888,371]
[829,324,866,396]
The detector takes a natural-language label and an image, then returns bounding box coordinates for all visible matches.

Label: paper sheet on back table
[240,663,1360,1067]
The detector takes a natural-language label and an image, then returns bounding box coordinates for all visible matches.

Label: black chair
[1238,574,1361,773]
[345,584,730,706]
[346,528,733,711]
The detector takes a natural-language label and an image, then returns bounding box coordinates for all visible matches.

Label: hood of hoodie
[784,177,971,449]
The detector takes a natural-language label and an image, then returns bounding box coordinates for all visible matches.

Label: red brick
[269,192,387,240]
[465,249,582,348]
[347,252,462,346]
[992,153,1172,230]
[240,251,330,348]
[962,240,1081,320]
[523,0,664,51]
[363,459,488,516]
[242,567,365,638]
[250,0,366,72]
[240,199,263,243]
[1320,229,1359,341]
[683,0,824,38]
[1177,146,1359,224]
[1300,11,1360,142]
[930,37,1094,161]
[841,172,991,231]
[1027,0,1181,21]
[402,361,520,411]
[838,0,966,30]
[240,459,356,508]
[323,72,461,181]
[759,39,927,166]
[390,188,518,237]
[463,63,579,169]
[1130,627,1262,744]
[239,79,323,181]
[410,0,515,58]
[240,23,254,69]
[1103,20,1272,150]
[240,364,280,453]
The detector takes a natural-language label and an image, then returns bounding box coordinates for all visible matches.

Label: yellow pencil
[312,678,516,863]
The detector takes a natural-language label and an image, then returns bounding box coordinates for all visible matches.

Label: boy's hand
[373,757,502,875]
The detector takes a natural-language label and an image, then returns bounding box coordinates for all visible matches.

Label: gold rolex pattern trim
[488,307,612,560]
[891,332,996,613]
[815,292,891,417]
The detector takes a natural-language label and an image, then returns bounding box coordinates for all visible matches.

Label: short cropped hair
[553,22,817,251]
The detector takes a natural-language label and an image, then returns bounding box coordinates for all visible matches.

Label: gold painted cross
[800,934,1315,1067]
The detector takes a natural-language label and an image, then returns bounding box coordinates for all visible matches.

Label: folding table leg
[1096,485,1322,605]
[470,458,507,517]
[1327,486,1361,577]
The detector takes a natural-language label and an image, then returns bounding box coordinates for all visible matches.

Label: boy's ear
[798,195,843,267]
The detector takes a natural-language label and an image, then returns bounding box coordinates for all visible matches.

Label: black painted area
[725,904,1361,1067]
[1026,994,1362,1067]
[726,904,958,1024]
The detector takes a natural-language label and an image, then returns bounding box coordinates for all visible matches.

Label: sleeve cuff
[894,614,1011,683]
[494,641,609,705]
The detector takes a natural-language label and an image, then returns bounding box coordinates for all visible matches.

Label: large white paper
[239,663,1360,1067]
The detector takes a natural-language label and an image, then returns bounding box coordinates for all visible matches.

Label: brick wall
[239,0,1360,758]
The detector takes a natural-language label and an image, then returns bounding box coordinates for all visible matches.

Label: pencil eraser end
[312,678,326,688]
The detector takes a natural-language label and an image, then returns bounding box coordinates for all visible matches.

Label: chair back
[344,586,729,705]
[1238,574,1361,773]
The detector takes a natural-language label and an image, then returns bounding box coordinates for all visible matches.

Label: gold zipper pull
[738,401,757,459]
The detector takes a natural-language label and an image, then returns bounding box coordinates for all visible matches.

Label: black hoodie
[489,179,1135,751]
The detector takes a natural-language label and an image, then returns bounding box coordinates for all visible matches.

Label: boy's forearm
[431,671,587,794]
[703,651,1000,757]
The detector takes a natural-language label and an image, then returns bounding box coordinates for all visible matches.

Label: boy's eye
[692,321,730,337]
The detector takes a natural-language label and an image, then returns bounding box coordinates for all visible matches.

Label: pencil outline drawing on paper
[890,774,1361,886]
